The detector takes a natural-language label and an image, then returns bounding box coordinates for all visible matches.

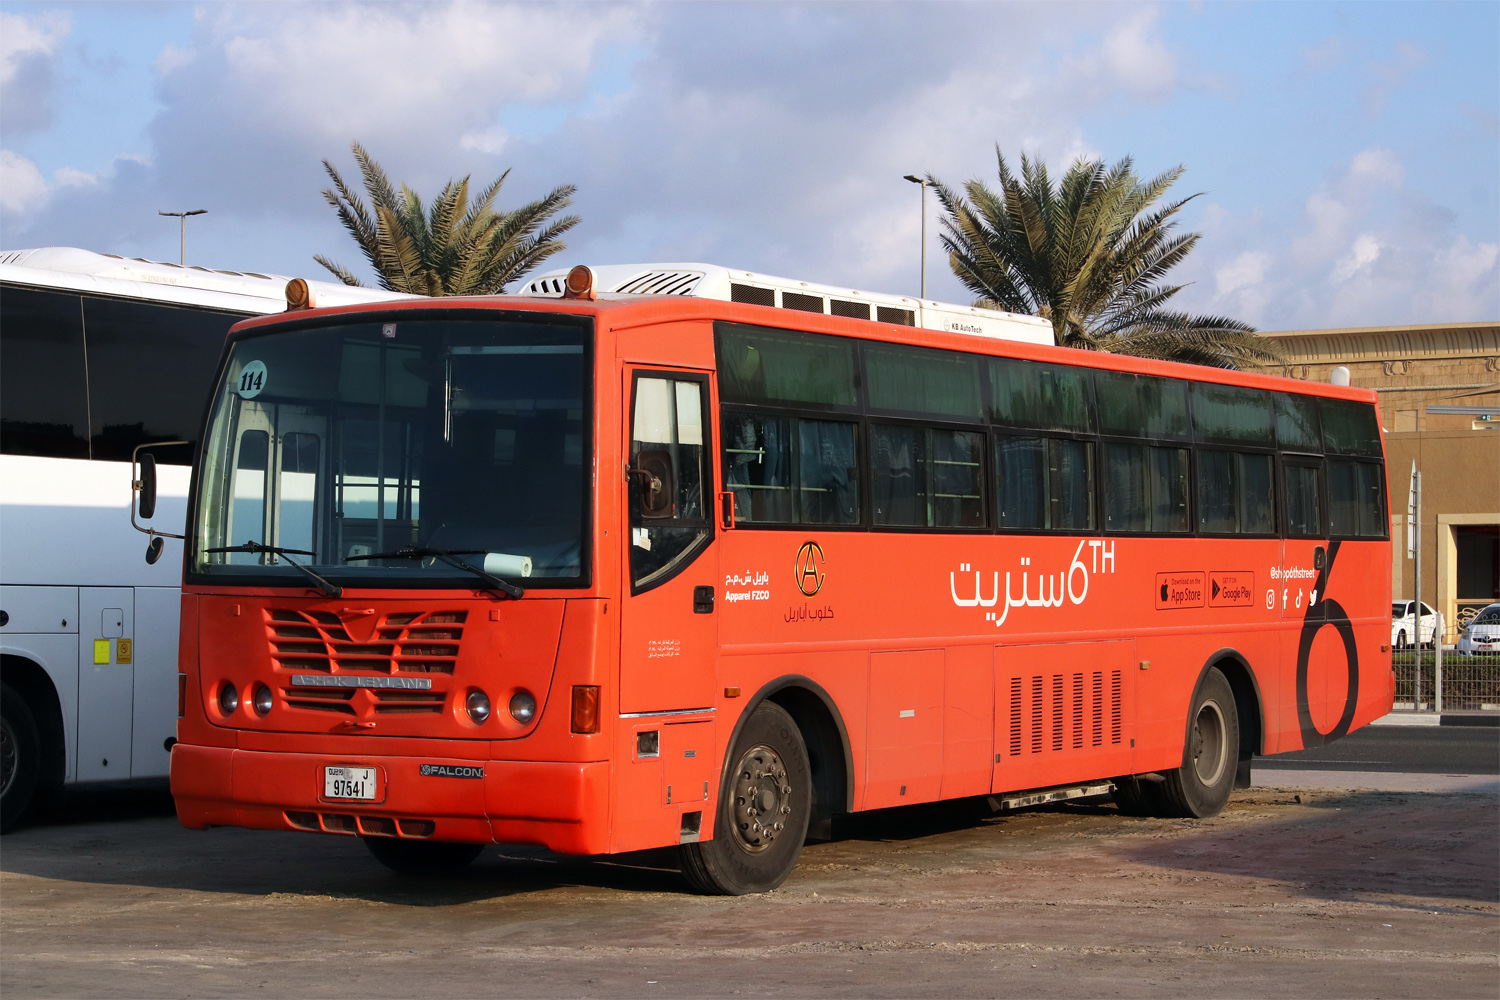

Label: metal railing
[1392,619,1500,713]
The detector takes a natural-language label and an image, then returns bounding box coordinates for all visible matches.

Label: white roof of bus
[521,262,1054,346]
[0,247,413,314]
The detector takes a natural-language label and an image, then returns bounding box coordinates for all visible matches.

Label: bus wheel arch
[727,675,852,843]
[1,656,66,831]
[1197,649,1265,789]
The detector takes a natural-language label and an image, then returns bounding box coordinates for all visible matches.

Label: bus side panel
[131,586,181,778]
[992,641,1136,793]
[942,643,993,799]
[864,649,944,809]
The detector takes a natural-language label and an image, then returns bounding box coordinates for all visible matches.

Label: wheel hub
[731,744,792,853]
[1191,699,1227,786]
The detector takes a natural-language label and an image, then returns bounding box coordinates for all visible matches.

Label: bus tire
[679,701,811,895]
[1156,668,1239,819]
[2,681,43,834]
[362,836,484,875]
[1111,776,1163,817]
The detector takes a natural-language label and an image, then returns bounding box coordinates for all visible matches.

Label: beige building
[1261,321,1499,637]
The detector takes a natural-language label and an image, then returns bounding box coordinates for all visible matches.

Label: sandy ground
[2,785,1496,999]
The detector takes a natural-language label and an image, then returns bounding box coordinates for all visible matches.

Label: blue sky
[2,1,1496,331]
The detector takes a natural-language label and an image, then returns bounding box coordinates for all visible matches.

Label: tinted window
[83,296,238,464]
[0,286,90,459]
[1192,384,1273,445]
[722,412,858,525]
[1104,443,1189,532]
[871,425,985,528]
[864,343,982,419]
[799,420,859,524]
[1285,463,1323,537]
[1197,451,1275,534]
[1328,459,1386,537]
[990,358,1092,431]
[1320,398,1382,456]
[1096,371,1189,439]
[995,436,1094,531]
[717,324,857,408]
[1275,393,1321,453]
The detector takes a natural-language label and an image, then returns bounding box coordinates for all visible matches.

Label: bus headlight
[218,683,239,716]
[509,691,536,724]
[465,689,491,724]
[252,683,273,717]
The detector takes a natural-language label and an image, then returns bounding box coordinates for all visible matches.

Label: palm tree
[315,143,579,296]
[931,150,1281,370]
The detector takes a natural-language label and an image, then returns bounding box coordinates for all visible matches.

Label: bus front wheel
[362,836,484,875]
[1155,668,1239,819]
[1,681,42,834]
[679,701,812,895]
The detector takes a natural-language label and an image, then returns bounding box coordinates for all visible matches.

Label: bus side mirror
[138,453,158,519]
[630,449,675,519]
[145,537,165,565]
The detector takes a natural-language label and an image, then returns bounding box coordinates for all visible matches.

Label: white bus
[520,263,1055,345]
[0,247,408,830]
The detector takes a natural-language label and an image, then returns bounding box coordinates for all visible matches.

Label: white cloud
[53,166,99,189]
[0,150,49,214]
[0,11,68,85]
[0,10,71,133]
[1330,233,1382,283]
[1215,251,1268,295]
[460,127,509,156]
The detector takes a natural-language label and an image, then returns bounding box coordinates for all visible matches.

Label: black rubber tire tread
[362,836,484,875]
[679,700,812,895]
[1,680,42,834]
[1155,667,1239,819]
[1110,776,1164,817]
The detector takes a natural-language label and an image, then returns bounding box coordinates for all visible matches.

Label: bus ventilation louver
[1006,670,1123,758]
[611,270,704,296]
[524,276,568,296]
[266,608,466,715]
[285,811,436,838]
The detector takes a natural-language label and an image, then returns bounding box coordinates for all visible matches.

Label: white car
[1457,603,1500,655]
[1391,600,1444,649]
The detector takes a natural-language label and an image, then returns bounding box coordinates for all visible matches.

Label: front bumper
[171,744,610,856]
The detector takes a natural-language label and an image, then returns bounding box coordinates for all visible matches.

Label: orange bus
[169,266,1392,894]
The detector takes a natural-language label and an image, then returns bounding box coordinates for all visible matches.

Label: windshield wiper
[204,541,342,598]
[346,545,524,599]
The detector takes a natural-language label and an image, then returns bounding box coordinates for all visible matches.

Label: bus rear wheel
[1,681,42,834]
[362,836,485,875]
[679,701,811,895]
[1155,668,1239,819]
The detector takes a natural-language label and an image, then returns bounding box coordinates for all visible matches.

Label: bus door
[618,369,719,714]
[1279,454,1338,747]
[76,586,134,782]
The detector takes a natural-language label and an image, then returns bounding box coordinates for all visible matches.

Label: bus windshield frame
[187,309,594,591]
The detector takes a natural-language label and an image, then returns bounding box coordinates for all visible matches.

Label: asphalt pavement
[1260,724,1498,774]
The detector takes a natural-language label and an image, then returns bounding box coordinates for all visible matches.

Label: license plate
[324,766,377,800]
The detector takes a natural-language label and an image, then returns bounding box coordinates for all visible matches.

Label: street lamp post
[902,174,929,299]
[158,209,207,265]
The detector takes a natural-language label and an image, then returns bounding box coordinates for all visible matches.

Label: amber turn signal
[562,265,597,300]
[285,277,315,311]
[571,685,600,734]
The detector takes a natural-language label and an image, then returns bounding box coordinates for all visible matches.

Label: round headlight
[218,683,239,716]
[509,690,536,724]
[465,689,491,724]
[252,683,273,717]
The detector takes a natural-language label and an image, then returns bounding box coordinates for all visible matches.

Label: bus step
[988,782,1116,813]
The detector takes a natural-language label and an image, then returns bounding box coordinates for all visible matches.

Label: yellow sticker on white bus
[93,639,110,664]
[116,638,133,664]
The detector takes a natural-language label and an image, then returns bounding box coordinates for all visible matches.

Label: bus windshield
[192,314,591,588]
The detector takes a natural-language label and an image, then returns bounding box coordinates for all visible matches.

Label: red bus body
[172,294,1393,862]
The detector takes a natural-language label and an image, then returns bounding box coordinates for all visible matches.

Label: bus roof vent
[520,275,568,297]
[612,270,705,296]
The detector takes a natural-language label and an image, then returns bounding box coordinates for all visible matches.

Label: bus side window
[1327,459,1386,538]
[1198,450,1275,535]
[229,429,269,562]
[1104,443,1189,534]
[797,419,859,525]
[723,412,792,523]
[1284,461,1324,537]
[630,377,710,591]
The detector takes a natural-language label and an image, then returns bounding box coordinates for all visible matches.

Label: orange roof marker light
[284,278,315,311]
[562,265,597,301]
